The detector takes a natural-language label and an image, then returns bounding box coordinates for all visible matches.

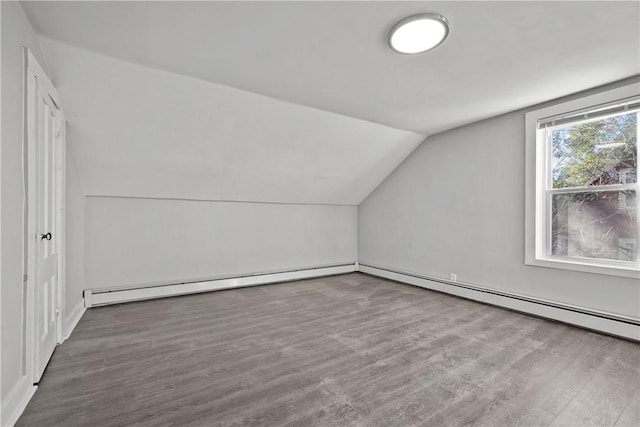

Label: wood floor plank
[17,273,640,427]
[615,384,640,427]
[549,338,640,427]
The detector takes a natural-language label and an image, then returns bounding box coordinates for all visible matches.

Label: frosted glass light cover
[389,14,449,54]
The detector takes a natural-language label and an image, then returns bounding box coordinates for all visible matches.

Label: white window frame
[525,83,640,279]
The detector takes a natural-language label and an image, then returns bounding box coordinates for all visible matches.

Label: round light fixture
[388,13,449,54]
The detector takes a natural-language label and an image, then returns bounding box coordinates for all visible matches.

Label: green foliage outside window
[552,112,637,188]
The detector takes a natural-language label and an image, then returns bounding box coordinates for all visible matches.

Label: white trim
[56,113,67,344]
[85,263,357,307]
[0,376,37,427]
[83,289,93,309]
[24,48,36,397]
[0,0,3,421]
[90,263,355,293]
[62,300,85,342]
[85,194,356,207]
[525,83,640,279]
[359,263,640,341]
[23,47,38,404]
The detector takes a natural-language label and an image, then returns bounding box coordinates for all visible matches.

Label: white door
[27,51,63,382]
[36,97,61,380]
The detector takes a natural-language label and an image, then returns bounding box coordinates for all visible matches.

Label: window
[525,84,640,278]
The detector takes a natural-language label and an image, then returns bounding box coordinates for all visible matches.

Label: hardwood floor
[17,273,640,426]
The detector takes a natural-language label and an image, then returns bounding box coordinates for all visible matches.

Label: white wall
[37,35,366,295]
[85,197,356,290]
[359,80,640,320]
[63,147,85,333]
[1,0,48,421]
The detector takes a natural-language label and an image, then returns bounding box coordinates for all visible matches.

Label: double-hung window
[526,84,640,278]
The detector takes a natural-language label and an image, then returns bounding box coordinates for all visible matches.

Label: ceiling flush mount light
[388,13,450,55]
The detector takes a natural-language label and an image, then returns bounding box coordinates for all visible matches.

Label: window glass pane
[551,111,637,188]
[551,191,637,261]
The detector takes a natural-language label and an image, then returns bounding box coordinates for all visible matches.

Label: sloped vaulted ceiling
[22,1,640,204]
[38,38,424,205]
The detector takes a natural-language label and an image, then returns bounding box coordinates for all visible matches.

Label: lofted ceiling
[22,1,640,135]
[20,1,640,205]
[40,37,423,205]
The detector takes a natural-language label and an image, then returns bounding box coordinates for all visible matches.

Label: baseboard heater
[359,263,640,341]
[85,263,357,307]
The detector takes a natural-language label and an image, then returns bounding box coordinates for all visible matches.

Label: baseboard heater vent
[359,263,640,341]
[85,263,357,307]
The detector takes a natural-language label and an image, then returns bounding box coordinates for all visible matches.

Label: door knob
[40,232,52,241]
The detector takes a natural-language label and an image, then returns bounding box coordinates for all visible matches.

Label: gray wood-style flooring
[18,273,640,426]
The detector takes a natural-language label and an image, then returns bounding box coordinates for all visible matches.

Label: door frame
[24,48,66,384]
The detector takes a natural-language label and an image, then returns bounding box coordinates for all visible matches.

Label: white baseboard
[62,299,86,341]
[1,376,37,427]
[85,263,357,307]
[359,263,640,341]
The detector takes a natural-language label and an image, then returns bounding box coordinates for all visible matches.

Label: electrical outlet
[450,273,457,282]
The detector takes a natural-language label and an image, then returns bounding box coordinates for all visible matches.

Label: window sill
[526,256,640,279]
